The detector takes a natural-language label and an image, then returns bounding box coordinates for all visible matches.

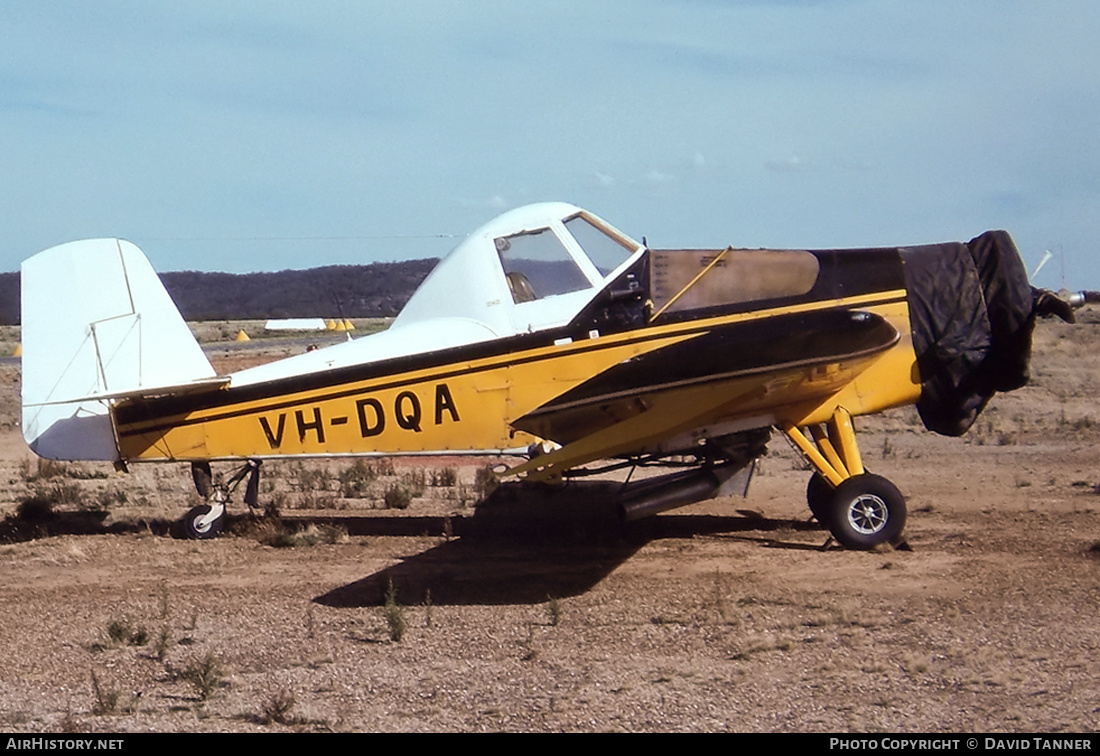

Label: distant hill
[0,259,438,325]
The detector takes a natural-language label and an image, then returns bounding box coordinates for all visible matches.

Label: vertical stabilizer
[21,239,216,460]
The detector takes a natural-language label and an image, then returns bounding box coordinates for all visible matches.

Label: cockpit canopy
[230,203,645,387]
[393,202,644,337]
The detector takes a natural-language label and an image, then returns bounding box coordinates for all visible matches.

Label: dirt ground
[0,315,1098,734]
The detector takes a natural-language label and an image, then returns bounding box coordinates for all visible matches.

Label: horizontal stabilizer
[21,239,217,460]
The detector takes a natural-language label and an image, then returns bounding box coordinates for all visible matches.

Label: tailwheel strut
[782,407,906,550]
[182,460,263,540]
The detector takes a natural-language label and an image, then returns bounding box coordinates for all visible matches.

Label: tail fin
[21,238,216,460]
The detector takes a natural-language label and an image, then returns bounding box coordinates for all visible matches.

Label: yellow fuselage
[113,291,919,465]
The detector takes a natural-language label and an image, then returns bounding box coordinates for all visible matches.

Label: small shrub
[451,483,473,508]
[383,483,414,510]
[384,580,406,642]
[291,524,347,546]
[20,458,70,482]
[180,652,225,701]
[298,491,340,510]
[293,463,331,492]
[106,619,149,647]
[431,467,458,487]
[257,521,347,548]
[258,689,297,726]
[90,671,123,715]
[546,596,563,627]
[20,458,106,482]
[402,468,426,490]
[95,487,128,511]
[257,520,299,549]
[157,580,170,620]
[338,459,377,497]
[474,465,499,499]
[153,626,172,662]
[317,523,348,544]
[26,481,85,510]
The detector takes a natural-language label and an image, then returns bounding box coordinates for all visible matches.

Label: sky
[2,1,1099,289]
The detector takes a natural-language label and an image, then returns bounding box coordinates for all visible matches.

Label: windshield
[563,214,636,276]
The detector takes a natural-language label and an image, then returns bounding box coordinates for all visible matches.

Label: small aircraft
[20,202,1070,548]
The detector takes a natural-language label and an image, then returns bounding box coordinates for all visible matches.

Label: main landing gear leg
[782,407,907,550]
[182,460,263,540]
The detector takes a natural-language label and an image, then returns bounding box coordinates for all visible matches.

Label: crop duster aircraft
[20,202,1064,549]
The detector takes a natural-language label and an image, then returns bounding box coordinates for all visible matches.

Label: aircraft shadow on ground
[312,481,824,608]
[0,480,822,607]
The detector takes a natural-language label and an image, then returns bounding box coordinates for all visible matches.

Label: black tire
[825,473,906,550]
[182,504,223,540]
[806,473,834,522]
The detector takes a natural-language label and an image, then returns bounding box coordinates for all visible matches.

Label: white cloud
[592,172,617,190]
[454,195,509,211]
[766,155,807,172]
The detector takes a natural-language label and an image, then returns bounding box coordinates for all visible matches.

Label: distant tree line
[0,259,438,325]
[0,273,14,324]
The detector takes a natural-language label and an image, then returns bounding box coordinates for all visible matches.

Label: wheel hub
[846,493,888,535]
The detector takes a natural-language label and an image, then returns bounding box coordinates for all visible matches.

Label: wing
[504,308,901,481]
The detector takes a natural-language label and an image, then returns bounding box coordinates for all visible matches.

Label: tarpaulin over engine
[901,231,1036,436]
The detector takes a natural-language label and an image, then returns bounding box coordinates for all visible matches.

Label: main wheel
[806,473,834,522]
[825,473,906,550]
[182,504,224,540]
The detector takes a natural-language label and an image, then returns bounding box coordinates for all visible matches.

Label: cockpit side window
[563,215,635,277]
[496,228,592,304]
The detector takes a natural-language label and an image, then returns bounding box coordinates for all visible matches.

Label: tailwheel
[180,459,262,540]
[825,473,907,550]
[183,503,224,540]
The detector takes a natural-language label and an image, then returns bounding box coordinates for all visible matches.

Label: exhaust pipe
[618,462,752,522]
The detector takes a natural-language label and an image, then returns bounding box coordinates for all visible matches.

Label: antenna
[1032,250,1053,279]
[331,293,353,341]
